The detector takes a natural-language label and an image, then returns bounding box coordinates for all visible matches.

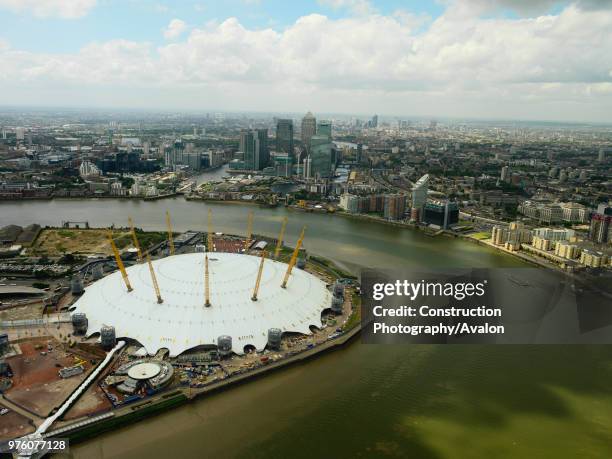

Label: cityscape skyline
[1,106,611,127]
[0,0,611,122]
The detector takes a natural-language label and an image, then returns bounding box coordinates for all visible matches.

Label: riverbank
[184,195,272,207]
[44,322,362,446]
[0,194,183,203]
[460,234,568,273]
[321,206,442,234]
[317,206,585,277]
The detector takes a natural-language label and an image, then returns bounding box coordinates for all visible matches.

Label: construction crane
[204,254,211,307]
[274,217,288,259]
[207,209,214,253]
[251,250,267,301]
[281,226,305,289]
[128,216,143,262]
[244,210,254,252]
[145,252,163,304]
[165,210,175,256]
[107,231,133,292]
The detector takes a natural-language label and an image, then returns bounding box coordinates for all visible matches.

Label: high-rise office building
[276,119,294,160]
[370,115,378,128]
[356,143,363,164]
[273,155,292,177]
[164,140,185,167]
[184,152,204,171]
[303,156,312,180]
[256,128,269,169]
[301,112,316,150]
[317,120,332,141]
[411,174,429,221]
[240,129,269,171]
[309,135,333,179]
[589,203,612,244]
[423,200,459,229]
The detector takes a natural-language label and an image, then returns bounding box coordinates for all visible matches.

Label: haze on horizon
[0,0,611,123]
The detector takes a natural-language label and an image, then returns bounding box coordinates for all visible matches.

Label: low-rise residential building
[580,249,609,268]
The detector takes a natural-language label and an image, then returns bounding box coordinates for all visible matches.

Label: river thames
[2,198,612,459]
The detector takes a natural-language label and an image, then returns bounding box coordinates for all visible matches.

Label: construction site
[0,211,360,457]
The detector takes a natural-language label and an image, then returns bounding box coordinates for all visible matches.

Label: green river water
[1,198,611,459]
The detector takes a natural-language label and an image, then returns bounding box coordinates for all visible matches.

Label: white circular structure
[127,362,161,380]
[72,252,332,356]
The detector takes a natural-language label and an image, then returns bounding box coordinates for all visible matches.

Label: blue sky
[0,0,444,53]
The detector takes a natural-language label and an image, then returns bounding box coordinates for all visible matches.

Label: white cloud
[0,3,611,120]
[163,18,187,40]
[0,0,96,19]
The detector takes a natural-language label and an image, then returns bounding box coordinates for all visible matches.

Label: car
[0,408,9,415]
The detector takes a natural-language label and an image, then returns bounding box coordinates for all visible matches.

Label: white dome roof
[72,252,332,356]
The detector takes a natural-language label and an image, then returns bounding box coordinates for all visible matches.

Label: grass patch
[310,255,356,280]
[343,292,362,331]
[57,230,77,238]
[134,231,167,251]
[33,228,165,256]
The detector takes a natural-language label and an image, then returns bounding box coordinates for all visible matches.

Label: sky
[0,0,611,122]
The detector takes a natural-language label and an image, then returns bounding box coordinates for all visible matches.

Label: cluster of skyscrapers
[228,112,336,180]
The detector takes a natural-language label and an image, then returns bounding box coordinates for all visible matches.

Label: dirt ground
[0,410,34,441]
[212,238,245,253]
[4,338,92,417]
[31,229,132,256]
[0,302,45,322]
[63,383,112,420]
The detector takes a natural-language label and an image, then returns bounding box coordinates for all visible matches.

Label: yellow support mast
[128,216,143,262]
[207,209,214,253]
[244,210,253,252]
[145,252,163,303]
[107,231,133,292]
[274,217,288,259]
[251,250,267,301]
[281,226,305,289]
[204,254,211,307]
[165,210,175,255]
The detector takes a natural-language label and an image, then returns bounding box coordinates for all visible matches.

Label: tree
[59,253,75,264]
